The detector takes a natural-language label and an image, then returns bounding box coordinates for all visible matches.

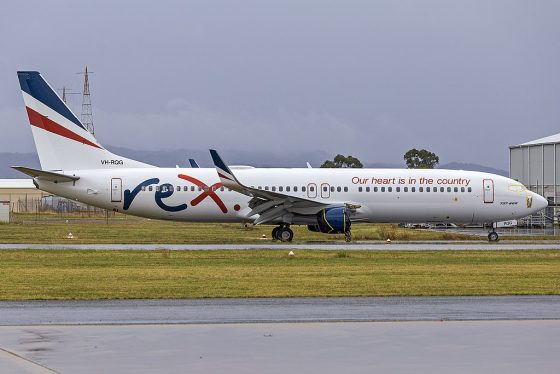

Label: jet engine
[307,207,351,234]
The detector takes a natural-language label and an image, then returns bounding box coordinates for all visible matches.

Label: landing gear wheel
[488,231,499,242]
[344,230,352,243]
[278,227,294,242]
[271,227,280,240]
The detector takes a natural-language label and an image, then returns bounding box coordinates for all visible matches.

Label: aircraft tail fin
[17,71,153,171]
[189,158,200,168]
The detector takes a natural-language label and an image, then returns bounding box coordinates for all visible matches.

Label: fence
[9,194,117,221]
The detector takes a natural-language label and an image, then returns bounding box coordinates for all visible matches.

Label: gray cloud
[1,0,559,168]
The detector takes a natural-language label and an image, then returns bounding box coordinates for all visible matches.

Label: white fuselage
[35,167,547,225]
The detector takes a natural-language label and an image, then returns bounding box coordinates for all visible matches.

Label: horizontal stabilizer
[11,166,80,183]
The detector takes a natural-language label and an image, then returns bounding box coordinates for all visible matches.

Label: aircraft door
[307,183,317,198]
[483,179,494,203]
[111,178,122,202]
[321,183,330,198]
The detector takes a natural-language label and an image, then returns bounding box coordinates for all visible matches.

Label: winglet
[209,149,244,192]
[188,158,200,168]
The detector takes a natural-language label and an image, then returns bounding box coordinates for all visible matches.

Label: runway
[1,296,559,325]
[1,321,559,374]
[1,297,559,373]
[1,242,560,250]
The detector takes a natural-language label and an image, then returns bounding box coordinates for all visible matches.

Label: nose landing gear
[488,229,499,242]
[272,225,294,242]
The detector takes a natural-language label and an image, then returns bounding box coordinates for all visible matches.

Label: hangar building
[0,179,45,213]
[509,133,560,216]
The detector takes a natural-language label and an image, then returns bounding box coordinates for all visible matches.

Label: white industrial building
[510,133,560,217]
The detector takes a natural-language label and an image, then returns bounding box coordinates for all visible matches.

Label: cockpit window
[508,184,526,193]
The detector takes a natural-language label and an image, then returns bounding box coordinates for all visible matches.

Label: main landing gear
[344,230,352,243]
[272,225,294,242]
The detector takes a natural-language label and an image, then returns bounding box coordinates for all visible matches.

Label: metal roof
[511,133,560,147]
[0,179,36,189]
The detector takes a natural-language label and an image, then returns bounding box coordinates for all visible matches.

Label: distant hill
[0,148,508,178]
[0,152,40,178]
[438,162,508,176]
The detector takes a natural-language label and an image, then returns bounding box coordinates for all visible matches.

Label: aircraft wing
[12,166,80,183]
[210,150,357,225]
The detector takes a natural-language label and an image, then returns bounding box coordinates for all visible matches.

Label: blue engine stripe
[17,71,85,130]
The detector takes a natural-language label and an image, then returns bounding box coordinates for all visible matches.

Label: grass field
[0,249,558,299]
[1,214,478,243]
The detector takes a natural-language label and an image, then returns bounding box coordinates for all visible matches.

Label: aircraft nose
[533,192,549,211]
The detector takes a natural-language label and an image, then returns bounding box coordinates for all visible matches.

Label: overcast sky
[1,0,559,169]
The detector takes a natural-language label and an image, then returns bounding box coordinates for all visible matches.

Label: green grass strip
[0,249,558,300]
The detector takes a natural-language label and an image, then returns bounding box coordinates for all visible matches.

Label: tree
[320,154,363,168]
[404,148,439,169]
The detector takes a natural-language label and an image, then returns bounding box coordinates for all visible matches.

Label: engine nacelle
[307,207,351,234]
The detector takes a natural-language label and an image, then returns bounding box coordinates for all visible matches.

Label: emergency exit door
[111,178,122,202]
[483,179,494,203]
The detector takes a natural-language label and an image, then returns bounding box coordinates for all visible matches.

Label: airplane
[13,71,549,242]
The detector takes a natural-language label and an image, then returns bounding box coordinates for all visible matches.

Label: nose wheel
[488,231,499,242]
[272,225,294,242]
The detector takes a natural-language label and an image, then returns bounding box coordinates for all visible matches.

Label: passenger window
[374,187,378,192]
[323,186,328,192]
[359,186,363,192]
[265,186,269,191]
[169,186,174,192]
[302,186,306,192]
[337,187,341,192]
[426,187,430,192]
[366,187,370,192]
[204,186,209,192]
[447,187,451,192]
[272,186,276,192]
[388,187,392,192]
[454,187,458,192]
[191,186,195,191]
[419,187,423,192]
[287,186,291,192]
[344,187,348,192]
[258,186,262,190]
[330,186,335,192]
[279,186,283,192]
[440,187,444,192]
[433,187,437,193]
[156,186,161,192]
[468,187,472,192]
[310,186,314,192]
[411,187,416,192]
[294,186,298,192]
[461,187,465,192]
[396,187,400,192]
[183,186,188,191]
[141,186,146,191]
[198,187,202,191]
[404,187,408,192]
[148,186,153,191]
[381,187,385,192]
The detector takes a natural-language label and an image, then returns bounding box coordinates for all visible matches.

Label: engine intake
[308,207,351,234]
